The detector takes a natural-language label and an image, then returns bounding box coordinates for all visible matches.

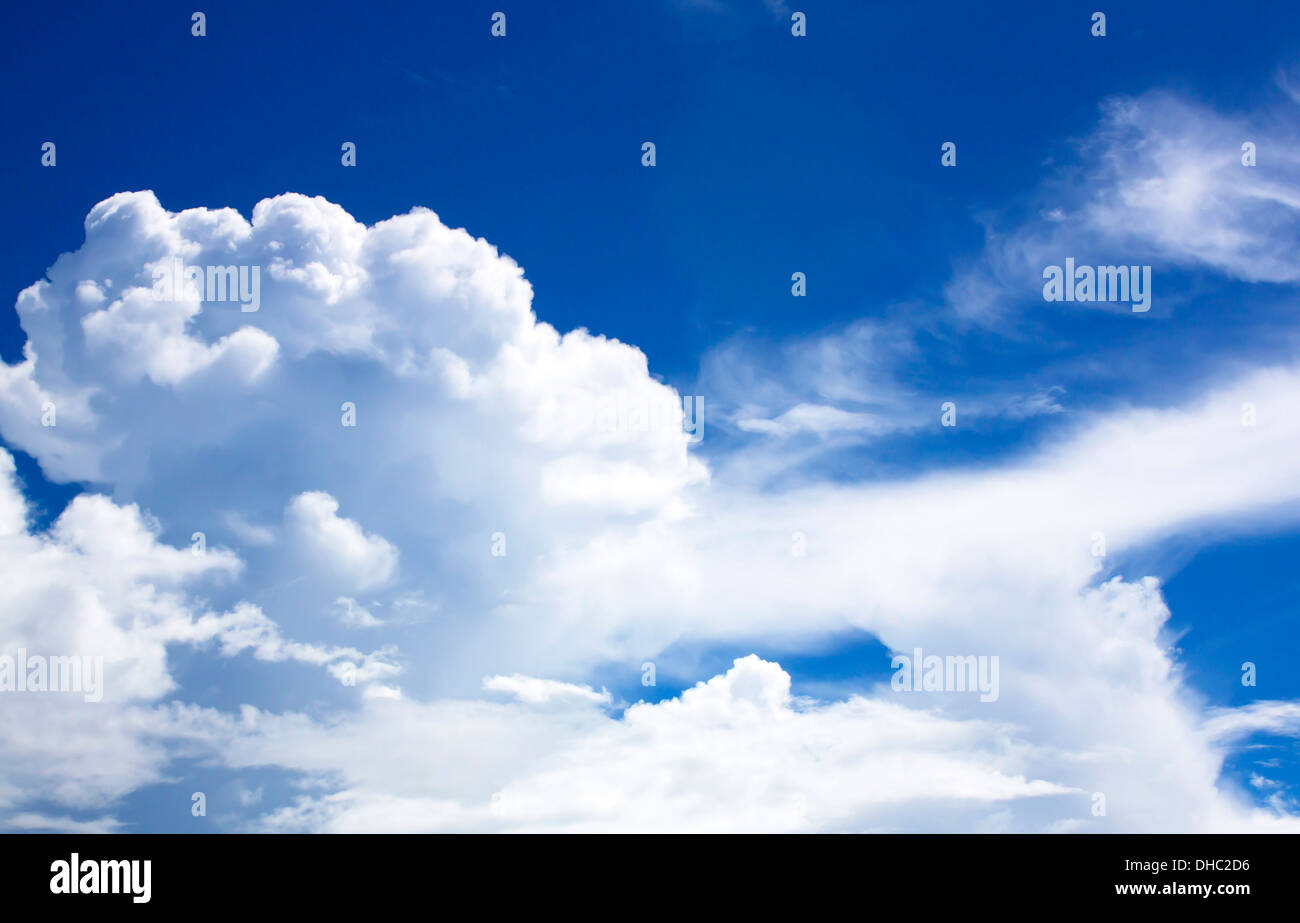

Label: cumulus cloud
[222,655,1070,833]
[285,492,398,591]
[0,446,399,818]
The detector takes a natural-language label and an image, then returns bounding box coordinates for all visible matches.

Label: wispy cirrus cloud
[945,82,1300,324]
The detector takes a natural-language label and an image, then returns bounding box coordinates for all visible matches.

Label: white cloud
[1080,94,1300,283]
[181,655,1073,833]
[0,446,400,820]
[945,86,1300,323]
[333,596,383,628]
[0,187,1298,833]
[1203,701,1300,744]
[736,402,892,437]
[285,492,398,591]
[703,321,1066,473]
[223,511,275,547]
[482,674,612,706]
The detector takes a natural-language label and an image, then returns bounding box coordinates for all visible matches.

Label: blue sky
[1,0,1299,832]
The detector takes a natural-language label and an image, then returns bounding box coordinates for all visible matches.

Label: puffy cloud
[0,447,399,818]
[0,190,707,690]
[217,656,1071,833]
[285,492,398,591]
